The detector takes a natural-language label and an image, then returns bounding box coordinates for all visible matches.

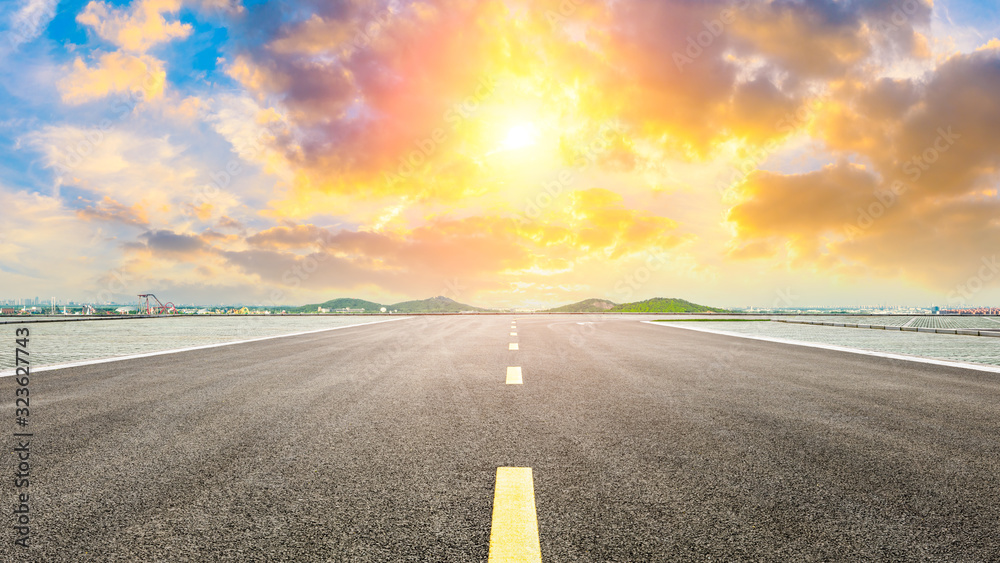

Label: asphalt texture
[4,315,1000,561]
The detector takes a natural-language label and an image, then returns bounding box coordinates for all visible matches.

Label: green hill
[610,297,725,313]
[544,298,618,312]
[289,297,384,313]
[387,296,489,313]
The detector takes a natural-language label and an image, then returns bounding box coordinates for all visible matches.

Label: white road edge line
[643,321,1000,374]
[0,316,414,378]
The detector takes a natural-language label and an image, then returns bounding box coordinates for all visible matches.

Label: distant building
[334,308,365,313]
[318,307,330,313]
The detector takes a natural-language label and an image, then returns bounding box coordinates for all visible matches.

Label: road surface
[4,315,1000,561]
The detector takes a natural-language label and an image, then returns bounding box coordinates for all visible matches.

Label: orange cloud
[726,44,1000,289]
[59,51,165,104]
[726,162,880,261]
[568,188,685,258]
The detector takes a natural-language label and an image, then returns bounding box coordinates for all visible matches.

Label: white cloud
[1,0,58,54]
[77,0,192,53]
[27,125,243,226]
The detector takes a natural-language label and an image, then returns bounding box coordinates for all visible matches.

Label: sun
[497,122,540,152]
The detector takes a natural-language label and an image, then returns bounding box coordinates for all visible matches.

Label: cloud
[222,0,513,202]
[219,0,938,214]
[725,44,1000,288]
[566,188,686,259]
[726,1,935,79]
[127,189,686,301]
[77,196,150,227]
[726,161,880,261]
[246,224,331,250]
[59,51,166,104]
[29,125,248,231]
[77,0,192,53]
[267,13,359,56]
[213,0,940,216]
[238,217,533,284]
[0,186,120,296]
[1,0,58,53]
[202,93,289,172]
[196,0,244,17]
[140,229,207,256]
[217,215,245,230]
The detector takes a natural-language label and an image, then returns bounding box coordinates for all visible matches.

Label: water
[0,316,393,369]
[656,318,1000,368]
[787,315,1000,329]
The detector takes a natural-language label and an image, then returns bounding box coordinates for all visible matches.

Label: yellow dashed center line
[510,332,517,336]
[506,366,522,385]
[509,343,518,350]
[489,467,542,562]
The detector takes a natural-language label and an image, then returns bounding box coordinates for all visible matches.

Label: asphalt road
[4,315,1000,561]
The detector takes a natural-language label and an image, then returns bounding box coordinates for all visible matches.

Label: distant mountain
[387,296,490,313]
[289,297,385,313]
[290,295,722,314]
[544,298,618,313]
[610,297,725,313]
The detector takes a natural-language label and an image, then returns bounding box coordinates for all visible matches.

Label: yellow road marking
[489,467,541,562]
[510,332,517,336]
[509,343,518,350]
[506,366,522,384]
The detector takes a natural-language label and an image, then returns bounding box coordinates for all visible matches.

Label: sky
[0,0,999,309]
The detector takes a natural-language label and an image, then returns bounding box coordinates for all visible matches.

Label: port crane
[138,294,177,315]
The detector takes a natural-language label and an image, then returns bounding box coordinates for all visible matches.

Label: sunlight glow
[497,122,540,152]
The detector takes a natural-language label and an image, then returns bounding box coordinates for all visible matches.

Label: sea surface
[0,315,393,370]
[655,316,1000,368]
